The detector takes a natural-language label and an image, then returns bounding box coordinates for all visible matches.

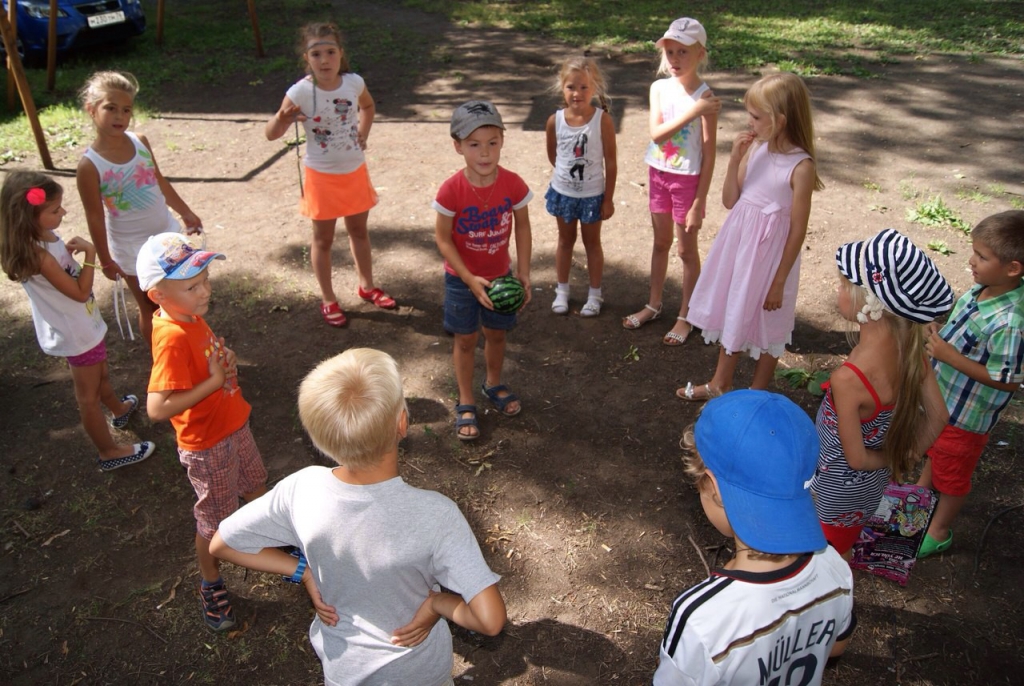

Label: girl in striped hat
[810,229,953,554]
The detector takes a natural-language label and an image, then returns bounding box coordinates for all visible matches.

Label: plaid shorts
[178,422,267,539]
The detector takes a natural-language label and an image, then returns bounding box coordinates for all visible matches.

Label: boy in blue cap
[654,390,854,686]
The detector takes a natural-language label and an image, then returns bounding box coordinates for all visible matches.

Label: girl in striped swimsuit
[811,230,952,554]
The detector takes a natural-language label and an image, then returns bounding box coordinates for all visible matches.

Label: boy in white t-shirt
[211,349,505,686]
[654,390,854,686]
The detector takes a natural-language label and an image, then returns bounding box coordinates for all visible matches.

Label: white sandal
[580,296,603,318]
[662,317,692,346]
[622,303,662,330]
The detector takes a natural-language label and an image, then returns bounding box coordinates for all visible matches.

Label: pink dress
[687,143,810,359]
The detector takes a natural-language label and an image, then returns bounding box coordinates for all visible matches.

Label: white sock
[588,286,602,300]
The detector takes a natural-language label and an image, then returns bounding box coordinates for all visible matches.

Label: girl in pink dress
[680,73,823,401]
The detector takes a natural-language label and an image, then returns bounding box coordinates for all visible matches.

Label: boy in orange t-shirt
[137,233,267,632]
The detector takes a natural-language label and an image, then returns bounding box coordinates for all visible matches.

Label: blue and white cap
[836,228,953,324]
[136,232,225,291]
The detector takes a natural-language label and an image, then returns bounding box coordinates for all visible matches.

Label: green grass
[906,195,972,234]
[401,0,1024,73]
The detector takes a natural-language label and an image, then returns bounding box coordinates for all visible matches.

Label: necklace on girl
[468,170,499,210]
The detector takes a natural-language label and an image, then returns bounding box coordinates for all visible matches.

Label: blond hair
[0,172,63,282]
[838,275,931,482]
[79,71,139,111]
[297,22,350,74]
[744,73,823,191]
[551,56,611,111]
[298,349,407,470]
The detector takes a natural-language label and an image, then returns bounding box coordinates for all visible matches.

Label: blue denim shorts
[545,186,604,224]
[444,272,517,334]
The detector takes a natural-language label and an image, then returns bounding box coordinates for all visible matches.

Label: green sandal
[917,531,953,559]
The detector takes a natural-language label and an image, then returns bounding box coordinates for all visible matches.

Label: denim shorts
[444,272,517,334]
[545,186,604,224]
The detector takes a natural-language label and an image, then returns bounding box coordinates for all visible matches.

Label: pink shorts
[67,340,107,367]
[648,167,702,225]
[926,424,989,497]
[299,164,378,221]
[178,422,267,539]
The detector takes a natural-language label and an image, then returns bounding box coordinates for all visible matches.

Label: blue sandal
[482,383,521,417]
[455,404,479,441]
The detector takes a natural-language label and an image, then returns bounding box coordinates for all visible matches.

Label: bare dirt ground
[2,2,1023,684]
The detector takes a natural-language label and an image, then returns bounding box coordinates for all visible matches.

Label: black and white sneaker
[98,442,155,472]
[110,394,139,429]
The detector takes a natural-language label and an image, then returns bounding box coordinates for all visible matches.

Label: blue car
[1,0,145,63]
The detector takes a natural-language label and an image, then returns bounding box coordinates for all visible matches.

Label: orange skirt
[299,164,378,220]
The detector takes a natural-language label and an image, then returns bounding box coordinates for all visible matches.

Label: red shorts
[820,522,864,556]
[926,424,989,497]
[178,422,267,539]
[66,340,107,367]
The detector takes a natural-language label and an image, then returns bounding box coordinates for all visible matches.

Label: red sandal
[320,301,348,327]
[358,286,397,310]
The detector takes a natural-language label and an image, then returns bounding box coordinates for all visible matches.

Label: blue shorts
[444,272,517,334]
[545,186,603,224]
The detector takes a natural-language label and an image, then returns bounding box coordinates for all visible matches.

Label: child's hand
[515,273,532,309]
[600,196,615,221]
[763,281,785,311]
[64,236,96,257]
[301,569,339,626]
[470,276,495,310]
[924,326,954,363]
[207,350,227,386]
[279,103,306,124]
[217,337,238,378]
[694,91,722,118]
[357,133,369,151]
[731,130,756,161]
[391,591,442,648]
[101,261,126,281]
[181,211,203,234]
[683,199,704,234]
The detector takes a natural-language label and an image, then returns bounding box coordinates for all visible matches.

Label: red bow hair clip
[26,188,47,206]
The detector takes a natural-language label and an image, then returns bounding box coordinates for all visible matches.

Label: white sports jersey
[653,548,854,686]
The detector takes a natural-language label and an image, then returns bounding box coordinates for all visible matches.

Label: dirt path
[1,2,1023,684]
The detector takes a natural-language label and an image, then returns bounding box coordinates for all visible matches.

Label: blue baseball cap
[136,232,224,291]
[695,390,825,554]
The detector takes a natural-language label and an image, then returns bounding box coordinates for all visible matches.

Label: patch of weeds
[906,196,971,234]
[775,368,829,397]
[1010,197,1024,211]
[927,240,954,256]
[898,178,920,200]
[868,204,889,214]
[863,180,882,193]
[956,186,991,204]
[623,345,640,362]
[166,141,181,152]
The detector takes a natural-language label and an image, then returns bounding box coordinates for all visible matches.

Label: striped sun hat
[835,228,954,324]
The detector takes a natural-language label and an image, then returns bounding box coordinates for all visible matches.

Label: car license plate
[87,11,126,28]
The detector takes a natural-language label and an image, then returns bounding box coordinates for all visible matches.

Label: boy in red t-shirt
[433,101,533,442]
[136,233,267,632]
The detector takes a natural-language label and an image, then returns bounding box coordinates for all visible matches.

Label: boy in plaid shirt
[920,210,1024,557]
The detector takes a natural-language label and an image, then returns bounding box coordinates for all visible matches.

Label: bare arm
[356,85,375,150]
[512,204,532,307]
[764,158,814,311]
[37,238,97,303]
[76,156,122,280]
[434,212,493,309]
[146,354,226,422]
[433,584,506,636]
[831,367,888,472]
[925,324,1022,392]
[722,134,755,209]
[138,134,201,230]
[649,85,721,145]
[266,94,305,142]
[600,110,617,221]
[684,108,718,233]
[915,362,950,454]
[545,114,557,167]
[209,533,339,626]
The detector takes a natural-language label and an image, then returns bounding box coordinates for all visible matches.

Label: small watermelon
[487,275,526,313]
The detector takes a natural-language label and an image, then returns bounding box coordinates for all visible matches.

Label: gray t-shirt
[218,467,501,686]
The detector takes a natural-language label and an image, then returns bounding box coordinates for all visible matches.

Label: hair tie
[26,188,46,206]
[856,288,886,324]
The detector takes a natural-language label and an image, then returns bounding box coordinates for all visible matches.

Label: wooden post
[47,0,57,91]
[247,0,263,57]
[156,0,165,46]
[0,13,53,169]
[5,0,15,109]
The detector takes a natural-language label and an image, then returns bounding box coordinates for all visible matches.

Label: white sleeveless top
[82,131,179,275]
[22,235,107,357]
[644,80,709,175]
[550,108,605,198]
